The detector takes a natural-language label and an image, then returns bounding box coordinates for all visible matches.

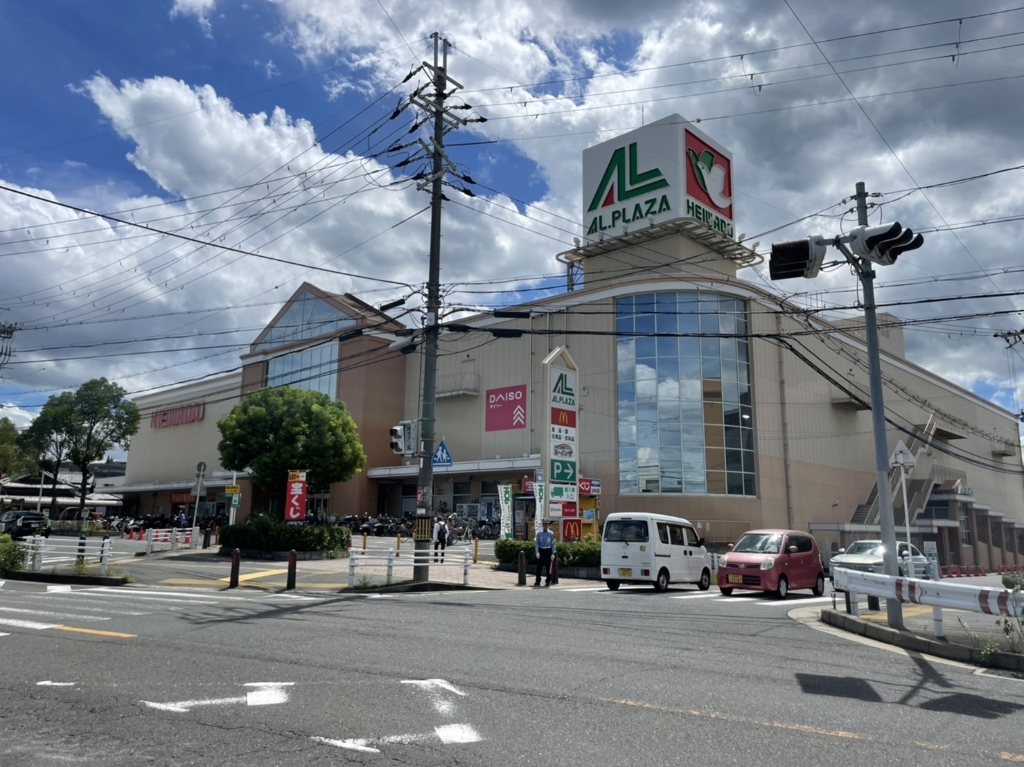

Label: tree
[0,417,34,479]
[65,378,140,516]
[18,392,76,517]
[217,387,367,515]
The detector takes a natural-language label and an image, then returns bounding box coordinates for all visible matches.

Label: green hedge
[493,536,601,568]
[1003,572,1024,590]
[0,534,21,575]
[219,516,350,554]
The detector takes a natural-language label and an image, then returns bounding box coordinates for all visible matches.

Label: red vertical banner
[286,470,308,522]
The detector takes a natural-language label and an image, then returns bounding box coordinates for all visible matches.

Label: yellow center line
[54,626,136,638]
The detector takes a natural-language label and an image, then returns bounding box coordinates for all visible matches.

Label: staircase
[851,413,937,528]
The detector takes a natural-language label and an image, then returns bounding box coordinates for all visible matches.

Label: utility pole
[412,34,455,583]
[852,181,903,629]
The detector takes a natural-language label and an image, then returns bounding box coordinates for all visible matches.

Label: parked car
[717,528,825,599]
[829,540,930,588]
[0,510,46,540]
[600,512,713,592]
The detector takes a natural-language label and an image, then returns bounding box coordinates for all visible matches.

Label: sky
[2,0,1024,435]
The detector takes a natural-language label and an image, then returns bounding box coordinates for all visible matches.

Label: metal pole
[899,458,914,578]
[854,181,904,629]
[413,34,450,584]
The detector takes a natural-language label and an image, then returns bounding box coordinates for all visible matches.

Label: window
[959,505,972,546]
[604,520,649,543]
[267,344,338,400]
[684,526,700,546]
[668,524,686,546]
[790,534,814,553]
[657,522,670,544]
[616,291,754,497]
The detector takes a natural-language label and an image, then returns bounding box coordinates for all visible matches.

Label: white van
[601,512,713,591]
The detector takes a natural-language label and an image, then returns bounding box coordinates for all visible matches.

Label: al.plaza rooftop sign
[582,114,734,241]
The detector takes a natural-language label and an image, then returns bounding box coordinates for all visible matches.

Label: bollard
[100,535,110,566]
[396,536,401,557]
[32,535,43,572]
[348,556,356,589]
[463,550,470,586]
[362,533,368,552]
[203,528,212,550]
[386,552,394,586]
[551,552,559,585]
[229,548,241,588]
[145,529,154,556]
[517,550,526,586]
[286,549,297,590]
[77,534,87,566]
[473,538,479,564]
[933,605,945,638]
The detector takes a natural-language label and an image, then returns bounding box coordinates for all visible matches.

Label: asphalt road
[2,574,1024,766]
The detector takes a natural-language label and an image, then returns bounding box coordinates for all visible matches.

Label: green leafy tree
[0,417,34,479]
[217,387,366,514]
[18,392,76,517]
[65,378,140,516]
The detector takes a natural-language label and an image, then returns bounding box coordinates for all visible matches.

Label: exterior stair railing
[853,413,937,528]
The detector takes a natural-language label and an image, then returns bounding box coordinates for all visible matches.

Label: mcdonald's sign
[551,407,576,428]
[562,518,582,541]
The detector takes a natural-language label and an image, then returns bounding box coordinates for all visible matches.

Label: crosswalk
[554,584,836,606]
[0,585,284,640]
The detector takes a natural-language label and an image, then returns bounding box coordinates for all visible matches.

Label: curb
[820,608,1024,672]
[4,570,129,587]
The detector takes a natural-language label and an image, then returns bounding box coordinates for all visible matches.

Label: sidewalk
[822,574,1024,672]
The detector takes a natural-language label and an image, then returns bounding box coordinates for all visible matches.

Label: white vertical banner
[498,485,513,539]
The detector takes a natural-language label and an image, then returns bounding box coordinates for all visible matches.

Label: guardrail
[348,549,472,587]
[21,535,113,571]
[833,565,1022,639]
[144,527,199,555]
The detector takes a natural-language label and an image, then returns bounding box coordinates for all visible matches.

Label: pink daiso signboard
[485,384,527,432]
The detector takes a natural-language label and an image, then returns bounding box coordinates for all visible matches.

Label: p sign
[562,518,582,541]
[550,460,576,482]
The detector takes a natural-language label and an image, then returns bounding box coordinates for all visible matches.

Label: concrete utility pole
[852,181,904,629]
[411,34,462,583]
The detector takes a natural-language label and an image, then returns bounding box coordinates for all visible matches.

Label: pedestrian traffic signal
[389,425,404,454]
[847,222,923,266]
[768,234,828,281]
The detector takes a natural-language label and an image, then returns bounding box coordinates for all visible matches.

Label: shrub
[0,534,22,575]
[493,537,601,568]
[1002,571,1024,590]
[219,516,350,554]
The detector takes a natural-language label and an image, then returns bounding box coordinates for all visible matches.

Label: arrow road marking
[401,678,465,715]
[312,723,482,753]
[142,682,293,713]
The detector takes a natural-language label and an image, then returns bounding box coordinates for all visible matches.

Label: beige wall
[125,374,241,484]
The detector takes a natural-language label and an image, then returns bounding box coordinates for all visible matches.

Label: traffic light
[389,425,404,454]
[768,234,828,281]
[847,222,923,266]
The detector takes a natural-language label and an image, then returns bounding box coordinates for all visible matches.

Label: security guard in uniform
[534,520,556,587]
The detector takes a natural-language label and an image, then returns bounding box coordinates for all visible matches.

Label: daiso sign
[486,384,527,432]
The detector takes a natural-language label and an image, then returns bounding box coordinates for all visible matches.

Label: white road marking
[142,682,293,713]
[562,587,606,592]
[401,678,465,715]
[312,723,482,753]
[78,592,220,605]
[669,592,726,599]
[0,606,109,622]
[82,587,253,601]
[46,585,72,593]
[0,632,8,637]
[37,681,75,687]
[757,596,834,606]
[0,617,58,630]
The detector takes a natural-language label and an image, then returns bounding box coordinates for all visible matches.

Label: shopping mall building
[115,115,1024,570]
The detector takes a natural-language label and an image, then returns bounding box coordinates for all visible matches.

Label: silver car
[829,540,931,587]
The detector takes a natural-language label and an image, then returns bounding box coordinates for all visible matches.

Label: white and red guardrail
[833,566,1023,639]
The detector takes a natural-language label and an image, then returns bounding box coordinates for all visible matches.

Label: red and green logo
[685,130,732,217]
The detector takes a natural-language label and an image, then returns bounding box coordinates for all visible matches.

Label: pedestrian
[535,519,555,587]
[432,515,448,562]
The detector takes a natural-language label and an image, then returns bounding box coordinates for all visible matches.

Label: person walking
[432,515,448,563]
[534,519,555,587]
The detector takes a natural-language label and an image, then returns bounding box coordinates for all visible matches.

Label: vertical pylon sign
[286,470,308,523]
[543,347,579,526]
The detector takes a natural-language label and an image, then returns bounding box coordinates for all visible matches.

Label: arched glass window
[616,291,755,496]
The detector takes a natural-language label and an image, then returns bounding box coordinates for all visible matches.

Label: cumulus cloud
[170,0,217,36]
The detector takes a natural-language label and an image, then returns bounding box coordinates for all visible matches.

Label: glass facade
[616,291,755,496]
[267,343,338,399]
[255,291,355,351]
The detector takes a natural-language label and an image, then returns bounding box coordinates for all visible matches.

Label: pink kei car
[717,529,825,599]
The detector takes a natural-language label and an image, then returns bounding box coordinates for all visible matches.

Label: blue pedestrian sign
[432,439,453,467]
